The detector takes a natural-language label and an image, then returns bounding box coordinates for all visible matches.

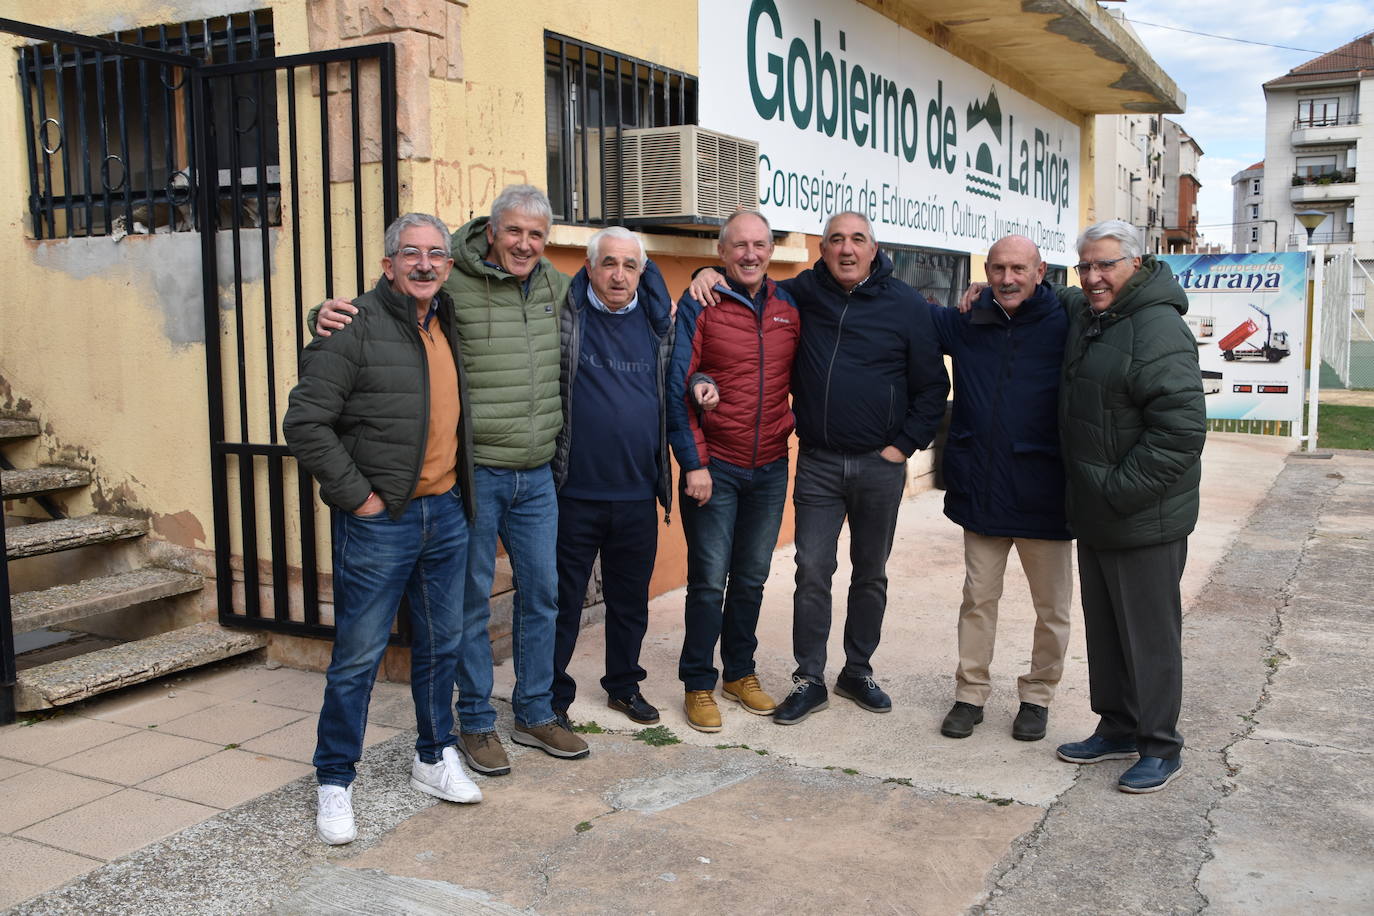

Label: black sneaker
[774,679,829,725]
[940,701,984,738]
[833,673,892,713]
[1011,702,1048,741]
[608,692,661,725]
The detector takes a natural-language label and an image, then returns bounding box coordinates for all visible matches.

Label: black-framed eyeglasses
[1073,257,1129,275]
[397,247,450,264]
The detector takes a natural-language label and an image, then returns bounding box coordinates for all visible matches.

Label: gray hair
[1077,219,1142,260]
[490,184,553,231]
[587,225,646,264]
[822,210,877,244]
[720,208,772,246]
[384,213,452,258]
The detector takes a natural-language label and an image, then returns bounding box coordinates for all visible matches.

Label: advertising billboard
[1161,252,1309,423]
[698,0,1081,263]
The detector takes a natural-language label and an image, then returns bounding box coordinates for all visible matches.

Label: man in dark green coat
[1053,219,1206,794]
[312,186,586,776]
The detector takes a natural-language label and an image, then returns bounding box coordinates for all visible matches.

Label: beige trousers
[954,530,1073,707]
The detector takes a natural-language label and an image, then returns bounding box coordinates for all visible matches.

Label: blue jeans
[315,488,468,788]
[678,458,789,692]
[456,464,559,732]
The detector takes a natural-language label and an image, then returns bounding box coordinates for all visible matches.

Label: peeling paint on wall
[152,509,207,547]
[27,230,275,347]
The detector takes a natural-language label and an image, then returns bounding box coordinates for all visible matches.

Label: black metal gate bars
[2,15,400,700]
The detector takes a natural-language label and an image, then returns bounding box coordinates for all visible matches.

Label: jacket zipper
[751,295,766,467]
[821,294,852,449]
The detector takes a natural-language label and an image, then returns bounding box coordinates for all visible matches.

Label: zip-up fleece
[284,276,475,521]
[553,260,675,518]
[782,251,948,455]
[667,277,799,471]
[446,216,570,469]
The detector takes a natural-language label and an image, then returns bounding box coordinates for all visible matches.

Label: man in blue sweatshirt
[929,235,1072,744]
[551,227,675,727]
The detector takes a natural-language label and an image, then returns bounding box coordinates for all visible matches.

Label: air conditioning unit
[583,125,759,229]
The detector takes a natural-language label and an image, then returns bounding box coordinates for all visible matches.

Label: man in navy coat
[930,235,1072,743]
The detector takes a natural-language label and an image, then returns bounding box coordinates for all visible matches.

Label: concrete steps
[10,568,204,634]
[0,417,40,440]
[5,515,149,560]
[3,410,238,716]
[1,465,91,498]
[15,621,266,709]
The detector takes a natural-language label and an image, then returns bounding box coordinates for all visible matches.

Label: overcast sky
[1114,0,1372,248]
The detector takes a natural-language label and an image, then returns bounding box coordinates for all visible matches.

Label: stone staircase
[2,413,265,713]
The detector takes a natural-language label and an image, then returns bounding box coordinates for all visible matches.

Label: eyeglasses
[396,247,450,264]
[1073,256,1129,275]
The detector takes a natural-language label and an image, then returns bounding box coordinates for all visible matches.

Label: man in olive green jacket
[1053,220,1206,795]
[314,185,586,774]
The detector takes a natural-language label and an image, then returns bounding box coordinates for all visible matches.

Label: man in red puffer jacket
[667,210,800,733]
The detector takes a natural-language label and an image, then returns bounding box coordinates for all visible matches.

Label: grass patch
[574,821,593,833]
[883,777,913,787]
[974,793,1015,806]
[572,720,605,734]
[633,725,681,746]
[1316,404,1374,450]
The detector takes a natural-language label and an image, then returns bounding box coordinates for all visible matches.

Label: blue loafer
[1056,734,1138,764]
[1118,755,1182,794]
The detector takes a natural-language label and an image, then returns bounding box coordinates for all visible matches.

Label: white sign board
[698,0,1081,261]
[1161,252,1309,424]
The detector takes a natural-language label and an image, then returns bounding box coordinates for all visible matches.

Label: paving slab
[156,699,309,745]
[0,767,119,832]
[15,788,219,860]
[0,716,139,766]
[0,837,100,911]
[138,748,314,809]
[52,728,219,784]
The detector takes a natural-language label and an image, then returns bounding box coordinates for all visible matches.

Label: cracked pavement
[11,434,1371,914]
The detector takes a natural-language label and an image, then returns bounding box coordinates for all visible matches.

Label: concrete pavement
[5,431,1372,914]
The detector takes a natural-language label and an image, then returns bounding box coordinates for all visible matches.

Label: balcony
[1291,113,1361,146]
[1290,168,1358,204]
[1286,228,1354,248]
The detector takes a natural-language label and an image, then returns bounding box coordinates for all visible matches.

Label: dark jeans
[791,445,907,685]
[315,488,467,788]
[455,464,558,733]
[678,458,789,692]
[1077,538,1188,760]
[552,495,659,711]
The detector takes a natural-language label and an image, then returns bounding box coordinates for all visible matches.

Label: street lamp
[1295,209,1327,453]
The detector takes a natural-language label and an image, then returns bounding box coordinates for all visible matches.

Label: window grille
[888,245,970,310]
[544,32,697,225]
[18,10,276,239]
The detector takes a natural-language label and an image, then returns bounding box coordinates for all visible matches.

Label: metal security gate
[198,45,399,639]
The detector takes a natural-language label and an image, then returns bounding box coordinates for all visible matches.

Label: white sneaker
[316,784,356,845]
[410,745,482,804]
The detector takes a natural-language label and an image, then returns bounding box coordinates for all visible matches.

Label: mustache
[407,268,439,282]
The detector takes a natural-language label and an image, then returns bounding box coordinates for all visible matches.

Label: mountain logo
[965,87,1003,201]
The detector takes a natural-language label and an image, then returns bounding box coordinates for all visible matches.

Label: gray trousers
[1077,538,1188,760]
[791,445,908,685]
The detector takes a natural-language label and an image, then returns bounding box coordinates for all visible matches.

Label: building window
[18,11,277,239]
[545,32,697,226]
[1297,97,1340,127]
[1250,205,1260,219]
[1251,178,1261,195]
[1250,227,1259,243]
[887,245,969,310]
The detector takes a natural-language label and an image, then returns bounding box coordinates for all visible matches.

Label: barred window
[544,32,697,225]
[888,245,970,310]
[18,11,276,239]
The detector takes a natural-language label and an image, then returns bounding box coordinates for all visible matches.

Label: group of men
[284,181,1205,845]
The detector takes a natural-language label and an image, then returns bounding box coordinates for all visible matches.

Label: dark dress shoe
[608,692,660,725]
[940,701,984,738]
[1011,702,1048,741]
[834,672,892,713]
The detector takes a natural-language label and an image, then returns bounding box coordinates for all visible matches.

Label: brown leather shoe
[683,690,723,732]
[721,674,777,715]
[457,731,511,776]
[512,720,590,759]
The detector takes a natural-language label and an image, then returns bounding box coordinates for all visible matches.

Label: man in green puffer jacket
[1052,219,1206,795]
[313,185,585,774]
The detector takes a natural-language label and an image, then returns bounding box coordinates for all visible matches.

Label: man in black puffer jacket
[1053,220,1206,795]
